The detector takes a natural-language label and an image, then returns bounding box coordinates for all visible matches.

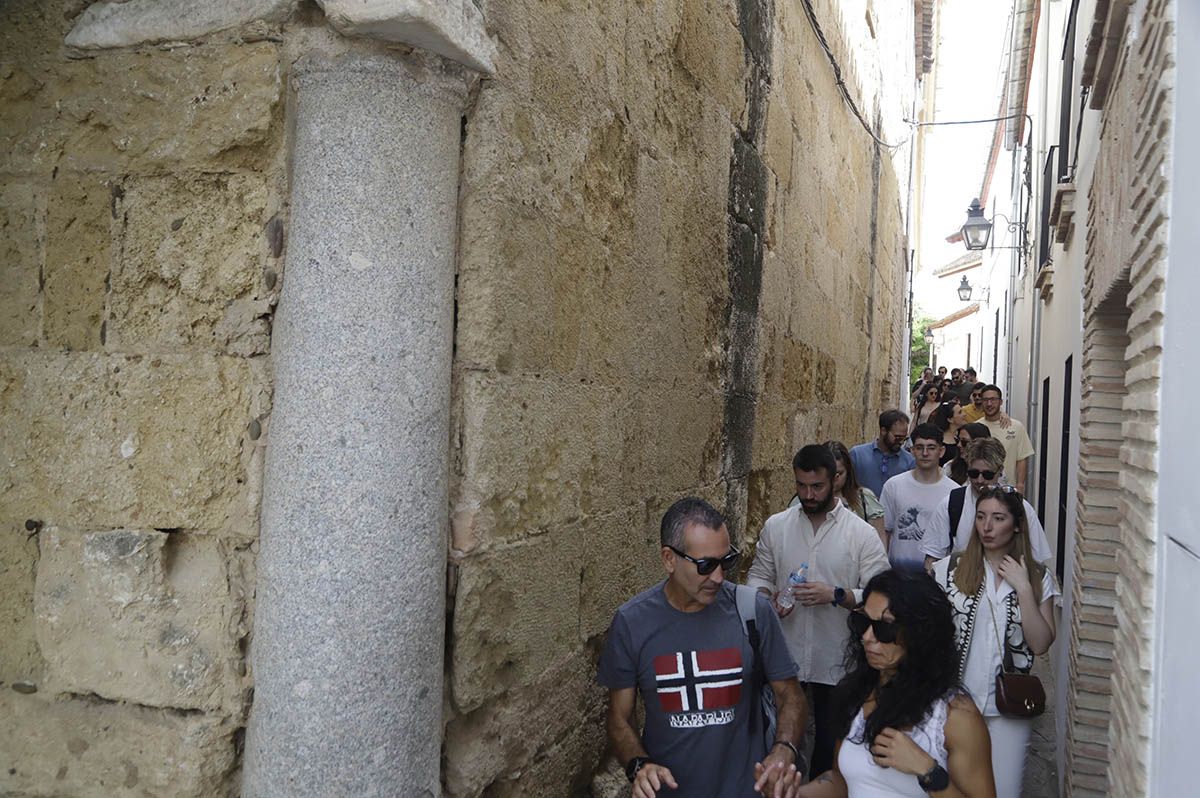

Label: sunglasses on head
[966,468,997,480]
[848,610,900,644]
[980,483,1020,496]
[668,546,741,576]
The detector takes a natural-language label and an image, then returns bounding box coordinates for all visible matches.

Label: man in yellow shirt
[961,382,987,423]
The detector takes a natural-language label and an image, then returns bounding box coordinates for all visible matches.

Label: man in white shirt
[747,444,890,779]
[879,423,959,571]
[921,437,1053,566]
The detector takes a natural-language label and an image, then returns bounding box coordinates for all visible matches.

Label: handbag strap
[983,589,1017,674]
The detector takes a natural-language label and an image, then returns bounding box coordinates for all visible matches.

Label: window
[1038,377,1051,521]
[1057,355,1073,582]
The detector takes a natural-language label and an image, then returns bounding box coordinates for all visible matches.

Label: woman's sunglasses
[848,610,900,644]
[966,468,997,480]
[668,546,741,576]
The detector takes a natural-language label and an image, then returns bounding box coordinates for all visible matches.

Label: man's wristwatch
[832,586,846,606]
[625,756,649,783]
[917,762,950,792]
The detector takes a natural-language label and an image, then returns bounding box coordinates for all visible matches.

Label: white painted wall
[1151,1,1199,792]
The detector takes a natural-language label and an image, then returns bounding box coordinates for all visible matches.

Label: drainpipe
[244,3,494,796]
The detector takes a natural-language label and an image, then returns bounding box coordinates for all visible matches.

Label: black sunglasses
[848,610,901,644]
[668,546,741,576]
[966,468,997,480]
[979,483,1020,497]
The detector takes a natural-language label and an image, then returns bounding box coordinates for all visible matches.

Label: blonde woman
[931,485,1058,798]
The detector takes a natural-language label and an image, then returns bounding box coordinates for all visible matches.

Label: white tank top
[837,696,951,798]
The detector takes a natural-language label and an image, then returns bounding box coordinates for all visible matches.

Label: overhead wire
[797,0,911,149]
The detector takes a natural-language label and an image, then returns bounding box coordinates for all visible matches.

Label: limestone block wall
[444,1,915,794]
[0,2,283,795]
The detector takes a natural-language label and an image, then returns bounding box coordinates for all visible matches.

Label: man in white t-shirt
[879,423,959,571]
[921,437,1053,567]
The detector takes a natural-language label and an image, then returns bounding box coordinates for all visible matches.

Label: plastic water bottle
[777,562,809,609]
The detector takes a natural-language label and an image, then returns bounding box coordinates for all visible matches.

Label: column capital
[316,0,495,74]
[66,0,496,74]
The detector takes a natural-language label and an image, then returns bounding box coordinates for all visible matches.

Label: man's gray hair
[660,497,726,550]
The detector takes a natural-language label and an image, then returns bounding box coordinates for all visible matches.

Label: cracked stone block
[0,182,41,347]
[0,521,42,684]
[34,528,246,712]
[0,350,270,532]
[108,173,277,354]
[0,691,237,798]
[0,42,281,175]
[43,175,116,351]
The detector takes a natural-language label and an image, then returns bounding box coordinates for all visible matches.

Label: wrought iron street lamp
[960,198,992,251]
[957,275,973,301]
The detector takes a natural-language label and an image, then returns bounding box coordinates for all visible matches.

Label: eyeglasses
[848,610,900,644]
[668,546,741,576]
[966,469,997,480]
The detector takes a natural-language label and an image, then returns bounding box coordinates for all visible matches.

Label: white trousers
[985,714,1033,798]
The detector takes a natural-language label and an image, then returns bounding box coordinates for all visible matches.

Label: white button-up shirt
[960,561,1060,715]
[746,502,891,685]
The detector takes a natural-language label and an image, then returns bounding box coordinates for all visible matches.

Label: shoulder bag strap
[948,487,967,553]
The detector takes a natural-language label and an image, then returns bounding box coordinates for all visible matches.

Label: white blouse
[961,561,1060,716]
[838,696,952,798]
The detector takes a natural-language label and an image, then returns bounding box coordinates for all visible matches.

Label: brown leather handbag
[987,594,1046,718]
[994,650,1046,718]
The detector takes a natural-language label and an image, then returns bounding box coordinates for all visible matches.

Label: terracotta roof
[929,302,981,329]
[932,251,983,278]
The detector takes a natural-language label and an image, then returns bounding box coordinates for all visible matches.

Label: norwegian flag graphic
[653,647,744,713]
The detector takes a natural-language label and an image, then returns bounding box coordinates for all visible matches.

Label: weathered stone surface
[0,42,281,175]
[66,0,296,49]
[0,522,42,685]
[0,351,270,533]
[449,525,583,712]
[34,528,246,712]
[108,173,276,354]
[0,182,41,347]
[444,652,602,795]
[0,691,237,798]
[317,0,497,73]
[43,175,114,350]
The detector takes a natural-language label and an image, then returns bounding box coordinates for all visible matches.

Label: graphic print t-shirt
[596,581,798,797]
[881,471,958,571]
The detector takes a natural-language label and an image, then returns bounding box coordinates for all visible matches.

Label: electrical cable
[797,0,911,149]
[906,113,1025,127]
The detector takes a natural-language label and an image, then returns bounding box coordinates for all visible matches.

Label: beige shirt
[980,416,1035,480]
[746,502,891,685]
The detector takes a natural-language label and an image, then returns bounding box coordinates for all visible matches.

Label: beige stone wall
[1066,0,1174,795]
[0,2,283,795]
[444,1,913,794]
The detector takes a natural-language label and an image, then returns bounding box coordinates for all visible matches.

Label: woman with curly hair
[932,485,1058,798]
[795,569,995,797]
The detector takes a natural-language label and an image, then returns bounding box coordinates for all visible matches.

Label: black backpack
[946,486,969,556]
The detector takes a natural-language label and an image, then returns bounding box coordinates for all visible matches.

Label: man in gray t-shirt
[597,498,805,797]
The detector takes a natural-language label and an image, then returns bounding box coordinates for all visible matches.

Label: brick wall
[1068,0,1174,795]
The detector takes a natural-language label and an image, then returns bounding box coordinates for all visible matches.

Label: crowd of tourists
[597,366,1051,797]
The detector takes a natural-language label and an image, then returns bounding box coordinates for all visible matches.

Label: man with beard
[849,410,916,497]
[747,445,890,779]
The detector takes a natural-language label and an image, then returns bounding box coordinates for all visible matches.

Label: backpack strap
[735,584,762,652]
[947,486,968,554]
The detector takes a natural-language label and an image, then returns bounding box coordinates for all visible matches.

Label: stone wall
[0,1,283,795]
[443,1,914,795]
[0,1,915,795]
